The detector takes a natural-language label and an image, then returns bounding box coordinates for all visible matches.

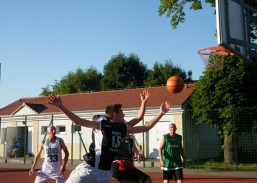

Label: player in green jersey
[159,123,185,183]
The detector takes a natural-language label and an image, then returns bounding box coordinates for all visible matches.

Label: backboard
[216,0,257,63]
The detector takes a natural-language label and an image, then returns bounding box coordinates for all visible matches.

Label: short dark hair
[105,104,122,119]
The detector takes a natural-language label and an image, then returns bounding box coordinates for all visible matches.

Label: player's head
[105,104,124,122]
[169,123,177,134]
[169,123,176,128]
[47,126,56,137]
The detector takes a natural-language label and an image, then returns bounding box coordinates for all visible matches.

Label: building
[0,85,195,160]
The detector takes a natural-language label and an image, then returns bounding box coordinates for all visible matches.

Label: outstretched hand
[160,101,170,114]
[140,90,150,103]
[47,94,62,107]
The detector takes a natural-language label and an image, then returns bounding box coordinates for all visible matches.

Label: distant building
[0,85,196,160]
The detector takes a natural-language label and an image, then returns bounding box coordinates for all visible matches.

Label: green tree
[40,85,52,96]
[191,56,257,163]
[41,66,102,95]
[158,0,215,29]
[100,53,148,90]
[158,0,257,29]
[144,59,192,86]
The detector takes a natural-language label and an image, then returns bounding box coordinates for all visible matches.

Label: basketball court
[1,0,257,183]
[0,167,257,183]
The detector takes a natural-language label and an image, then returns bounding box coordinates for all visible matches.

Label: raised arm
[126,90,150,127]
[127,101,170,133]
[47,94,99,129]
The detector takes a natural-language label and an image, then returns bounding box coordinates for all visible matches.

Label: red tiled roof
[0,84,195,116]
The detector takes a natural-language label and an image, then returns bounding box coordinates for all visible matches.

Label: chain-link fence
[183,108,257,171]
[1,107,257,171]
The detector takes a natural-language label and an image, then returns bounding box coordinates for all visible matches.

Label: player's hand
[140,90,150,103]
[183,161,186,168]
[47,94,62,107]
[138,154,142,163]
[160,101,170,114]
[29,169,34,176]
[160,160,164,167]
[60,165,66,173]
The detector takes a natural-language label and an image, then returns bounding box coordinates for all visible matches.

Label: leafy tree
[41,66,102,95]
[158,0,215,29]
[159,0,257,163]
[40,85,52,96]
[158,0,257,30]
[144,59,193,86]
[100,53,148,90]
[191,56,257,162]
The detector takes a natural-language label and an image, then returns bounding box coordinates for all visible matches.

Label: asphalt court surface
[0,163,257,183]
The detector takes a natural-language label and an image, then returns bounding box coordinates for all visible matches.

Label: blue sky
[0,0,217,108]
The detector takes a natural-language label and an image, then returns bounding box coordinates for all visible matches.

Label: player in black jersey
[47,90,170,183]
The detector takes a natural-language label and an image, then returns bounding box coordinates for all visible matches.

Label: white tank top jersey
[42,136,62,172]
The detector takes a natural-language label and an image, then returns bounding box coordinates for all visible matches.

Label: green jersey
[114,135,134,162]
[162,133,182,168]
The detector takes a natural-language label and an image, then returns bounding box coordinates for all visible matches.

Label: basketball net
[197,46,234,70]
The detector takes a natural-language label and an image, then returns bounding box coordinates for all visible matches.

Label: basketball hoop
[197,46,234,70]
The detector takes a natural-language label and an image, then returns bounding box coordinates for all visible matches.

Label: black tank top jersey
[97,116,128,170]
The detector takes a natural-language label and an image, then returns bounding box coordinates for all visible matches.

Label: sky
[0,0,217,109]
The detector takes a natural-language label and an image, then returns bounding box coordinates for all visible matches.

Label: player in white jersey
[29,126,69,183]
[47,90,170,183]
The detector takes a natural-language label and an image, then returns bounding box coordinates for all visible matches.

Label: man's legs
[174,169,183,183]
[162,170,174,183]
[112,160,152,183]
[34,170,50,183]
[13,148,18,158]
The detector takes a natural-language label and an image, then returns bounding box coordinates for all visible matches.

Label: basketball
[166,76,184,93]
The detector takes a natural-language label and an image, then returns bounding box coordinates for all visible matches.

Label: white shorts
[34,170,65,183]
[66,162,113,183]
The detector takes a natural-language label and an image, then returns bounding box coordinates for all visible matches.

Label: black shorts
[163,168,183,181]
[111,160,151,183]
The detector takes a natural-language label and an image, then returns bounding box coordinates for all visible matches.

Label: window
[41,126,48,135]
[71,125,81,133]
[57,126,66,134]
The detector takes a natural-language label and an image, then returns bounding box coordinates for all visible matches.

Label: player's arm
[127,101,170,133]
[29,140,44,176]
[60,138,69,173]
[127,90,150,127]
[159,135,165,167]
[47,94,99,129]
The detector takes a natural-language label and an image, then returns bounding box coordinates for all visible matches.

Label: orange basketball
[166,76,184,93]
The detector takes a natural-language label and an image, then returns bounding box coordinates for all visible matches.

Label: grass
[187,161,257,171]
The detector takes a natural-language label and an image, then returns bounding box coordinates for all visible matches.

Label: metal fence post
[232,107,238,171]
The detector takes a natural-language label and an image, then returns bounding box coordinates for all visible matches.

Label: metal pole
[23,116,27,164]
[71,123,74,165]
[142,118,146,168]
